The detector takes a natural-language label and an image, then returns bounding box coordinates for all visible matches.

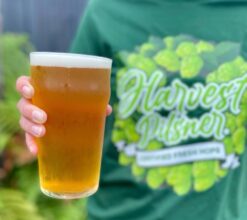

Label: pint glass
[30,52,112,199]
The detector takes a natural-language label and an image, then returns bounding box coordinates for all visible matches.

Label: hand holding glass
[30,52,112,199]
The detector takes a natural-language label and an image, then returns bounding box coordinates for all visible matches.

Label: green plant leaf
[0,188,44,220]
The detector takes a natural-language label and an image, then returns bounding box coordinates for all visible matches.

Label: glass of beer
[30,52,112,199]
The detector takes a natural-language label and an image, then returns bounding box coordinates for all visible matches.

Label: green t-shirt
[71,0,247,219]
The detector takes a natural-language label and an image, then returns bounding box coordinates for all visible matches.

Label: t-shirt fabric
[71,0,247,219]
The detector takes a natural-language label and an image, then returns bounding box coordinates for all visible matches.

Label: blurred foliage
[0,33,87,220]
[0,188,43,220]
[0,34,29,152]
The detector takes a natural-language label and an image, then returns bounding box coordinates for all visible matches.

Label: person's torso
[85,1,247,219]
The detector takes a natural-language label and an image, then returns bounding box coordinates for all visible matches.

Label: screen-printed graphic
[112,35,247,195]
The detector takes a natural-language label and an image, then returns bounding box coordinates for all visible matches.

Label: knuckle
[16,77,22,90]
[17,100,25,113]
[17,99,30,115]
[20,75,29,82]
[16,76,26,90]
[16,76,31,92]
[16,98,25,109]
[21,102,29,114]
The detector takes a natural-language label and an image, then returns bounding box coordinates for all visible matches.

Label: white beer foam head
[30,52,112,69]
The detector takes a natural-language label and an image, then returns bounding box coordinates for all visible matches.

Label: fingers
[106,105,112,116]
[16,76,40,155]
[16,76,34,99]
[17,98,47,124]
[25,133,38,155]
[19,116,46,138]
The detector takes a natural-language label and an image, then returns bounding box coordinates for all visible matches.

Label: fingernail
[22,85,33,98]
[29,145,37,154]
[32,126,43,137]
[32,110,45,123]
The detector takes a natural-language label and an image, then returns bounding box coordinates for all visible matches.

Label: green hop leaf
[116,68,127,81]
[233,127,246,154]
[124,118,140,143]
[240,64,247,75]
[163,36,175,50]
[216,168,228,178]
[223,137,234,154]
[140,43,155,55]
[127,54,156,76]
[127,53,139,66]
[236,111,247,127]
[167,164,192,186]
[192,161,217,178]
[206,71,218,83]
[225,112,237,133]
[112,129,126,143]
[154,49,180,72]
[196,41,215,53]
[180,55,204,78]
[232,56,247,75]
[124,123,140,143]
[194,175,216,192]
[215,161,228,178]
[241,91,247,104]
[173,179,191,196]
[217,62,241,82]
[166,171,180,186]
[237,105,247,122]
[123,117,136,126]
[233,56,245,66]
[176,41,197,58]
[119,152,134,166]
[120,117,136,128]
[135,57,157,76]
[114,119,126,129]
[131,162,145,177]
[146,140,163,151]
[146,168,165,189]
[157,167,170,177]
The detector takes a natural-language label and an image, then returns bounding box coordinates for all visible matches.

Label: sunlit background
[0,0,90,219]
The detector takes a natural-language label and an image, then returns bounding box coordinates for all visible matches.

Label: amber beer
[30,52,112,199]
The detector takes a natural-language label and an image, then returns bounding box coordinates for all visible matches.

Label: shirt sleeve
[69,1,103,56]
